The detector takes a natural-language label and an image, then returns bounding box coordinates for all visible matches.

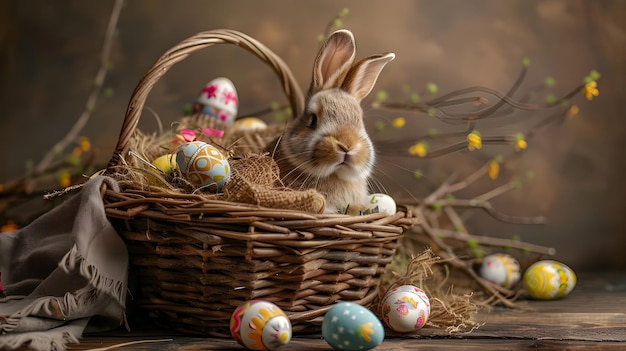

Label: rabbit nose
[336,142,357,164]
[337,142,350,152]
[338,152,351,164]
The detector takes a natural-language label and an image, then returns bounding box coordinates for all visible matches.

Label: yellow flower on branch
[409,141,428,158]
[1,220,18,233]
[392,117,406,128]
[567,105,579,118]
[582,81,599,101]
[514,133,527,152]
[58,171,71,188]
[77,136,91,152]
[488,159,500,180]
[467,131,482,151]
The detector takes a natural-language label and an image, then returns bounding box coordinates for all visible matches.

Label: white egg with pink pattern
[382,285,430,333]
[196,77,238,126]
[479,253,521,289]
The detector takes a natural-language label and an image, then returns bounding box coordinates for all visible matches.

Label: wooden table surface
[71,272,626,350]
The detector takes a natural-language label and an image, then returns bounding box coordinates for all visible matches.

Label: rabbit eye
[307,113,318,129]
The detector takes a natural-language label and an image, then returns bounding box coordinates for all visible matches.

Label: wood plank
[69,337,626,351]
[67,273,626,350]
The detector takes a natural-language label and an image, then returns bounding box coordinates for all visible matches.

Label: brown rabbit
[273,30,395,213]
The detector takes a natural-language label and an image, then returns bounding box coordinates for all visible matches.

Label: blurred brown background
[1,0,624,271]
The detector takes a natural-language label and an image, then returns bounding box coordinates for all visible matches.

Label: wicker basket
[102,29,417,336]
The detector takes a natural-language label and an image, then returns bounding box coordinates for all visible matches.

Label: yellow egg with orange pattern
[175,141,230,190]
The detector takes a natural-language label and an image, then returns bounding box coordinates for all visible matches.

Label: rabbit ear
[342,52,395,102]
[311,29,356,93]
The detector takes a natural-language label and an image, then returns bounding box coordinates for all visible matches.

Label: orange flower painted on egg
[248,305,286,350]
[357,322,375,343]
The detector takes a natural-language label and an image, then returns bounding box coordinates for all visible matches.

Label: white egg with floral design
[362,193,397,215]
[196,77,238,126]
[230,300,292,351]
[479,253,521,289]
[382,285,430,333]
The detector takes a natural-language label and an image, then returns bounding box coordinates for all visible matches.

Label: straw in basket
[101,29,417,336]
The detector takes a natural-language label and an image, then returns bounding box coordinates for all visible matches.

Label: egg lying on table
[523,260,577,300]
[479,253,522,289]
[382,285,430,333]
[175,141,230,190]
[230,300,292,351]
[196,77,238,126]
[361,193,397,215]
[233,117,268,131]
[322,302,384,351]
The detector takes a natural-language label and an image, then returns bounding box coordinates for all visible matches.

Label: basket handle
[106,29,304,169]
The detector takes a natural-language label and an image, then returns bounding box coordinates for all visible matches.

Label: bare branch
[33,0,124,174]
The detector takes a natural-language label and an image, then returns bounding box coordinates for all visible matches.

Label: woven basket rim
[105,29,304,171]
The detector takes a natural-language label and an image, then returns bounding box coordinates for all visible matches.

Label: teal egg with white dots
[322,302,384,351]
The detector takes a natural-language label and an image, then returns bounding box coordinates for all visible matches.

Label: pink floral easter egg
[197,77,238,126]
[479,253,522,289]
[382,285,430,333]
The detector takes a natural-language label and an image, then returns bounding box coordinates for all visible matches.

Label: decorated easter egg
[197,77,238,126]
[523,260,577,300]
[362,193,397,215]
[233,117,268,131]
[230,300,292,351]
[175,141,230,190]
[382,285,430,333]
[151,154,177,175]
[479,253,522,289]
[322,302,384,351]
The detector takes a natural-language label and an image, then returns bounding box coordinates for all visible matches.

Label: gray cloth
[0,176,128,351]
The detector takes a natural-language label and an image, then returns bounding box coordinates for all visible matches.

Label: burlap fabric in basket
[101,29,417,336]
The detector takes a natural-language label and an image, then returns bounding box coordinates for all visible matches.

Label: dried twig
[33,0,123,174]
